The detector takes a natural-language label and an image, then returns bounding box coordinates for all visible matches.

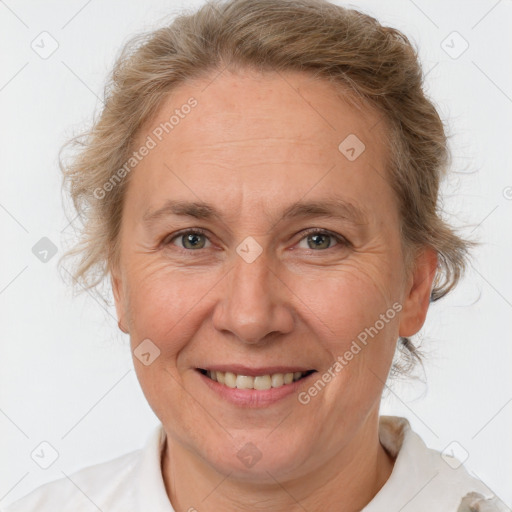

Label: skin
[111,68,437,512]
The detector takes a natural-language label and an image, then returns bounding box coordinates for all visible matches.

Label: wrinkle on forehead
[125,69,397,235]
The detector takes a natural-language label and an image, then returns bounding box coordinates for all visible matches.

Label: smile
[197,369,316,390]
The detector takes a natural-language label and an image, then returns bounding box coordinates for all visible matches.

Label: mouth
[196,368,317,391]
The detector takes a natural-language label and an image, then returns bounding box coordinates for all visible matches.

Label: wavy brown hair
[59,0,472,377]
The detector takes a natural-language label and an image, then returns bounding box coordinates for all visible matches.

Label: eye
[163,229,212,250]
[162,228,349,253]
[296,229,348,251]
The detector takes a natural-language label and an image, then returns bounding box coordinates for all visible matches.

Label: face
[112,68,435,482]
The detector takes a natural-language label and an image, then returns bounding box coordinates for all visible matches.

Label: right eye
[163,229,212,251]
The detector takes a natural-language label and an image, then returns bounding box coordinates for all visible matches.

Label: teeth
[224,371,236,388]
[205,370,308,390]
[236,375,253,389]
[271,373,284,387]
[254,375,272,390]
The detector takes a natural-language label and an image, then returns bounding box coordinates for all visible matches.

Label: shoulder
[368,416,508,512]
[3,449,141,512]
[4,424,171,512]
[457,492,510,512]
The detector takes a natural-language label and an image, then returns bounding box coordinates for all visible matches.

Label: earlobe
[398,247,438,338]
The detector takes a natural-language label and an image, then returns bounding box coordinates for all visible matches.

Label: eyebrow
[142,198,368,227]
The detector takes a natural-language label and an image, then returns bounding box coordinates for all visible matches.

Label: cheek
[124,260,221,356]
[291,261,401,342]
[124,264,217,425]
[289,260,402,405]
[296,272,399,396]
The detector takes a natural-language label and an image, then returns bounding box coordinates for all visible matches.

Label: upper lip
[197,365,316,377]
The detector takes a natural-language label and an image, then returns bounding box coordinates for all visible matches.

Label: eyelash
[162,228,350,253]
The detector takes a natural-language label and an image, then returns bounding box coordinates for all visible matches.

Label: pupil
[309,234,329,250]
[185,233,204,249]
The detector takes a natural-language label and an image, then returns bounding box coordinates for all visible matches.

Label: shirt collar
[363,416,498,511]
[133,423,175,512]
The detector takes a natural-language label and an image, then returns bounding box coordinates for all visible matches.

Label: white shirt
[4,416,506,512]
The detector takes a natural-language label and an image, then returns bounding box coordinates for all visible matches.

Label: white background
[1,0,511,508]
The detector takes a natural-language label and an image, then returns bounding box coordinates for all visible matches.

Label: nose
[212,250,294,345]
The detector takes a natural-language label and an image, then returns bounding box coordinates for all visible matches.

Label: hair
[59,0,472,378]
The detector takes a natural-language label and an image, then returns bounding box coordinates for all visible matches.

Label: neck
[162,413,395,512]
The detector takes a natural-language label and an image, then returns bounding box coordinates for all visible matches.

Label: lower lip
[197,371,315,408]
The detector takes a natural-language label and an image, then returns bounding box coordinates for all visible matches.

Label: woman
[6,0,506,510]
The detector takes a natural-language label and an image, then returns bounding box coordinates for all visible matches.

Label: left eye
[163,229,346,251]
[297,230,344,250]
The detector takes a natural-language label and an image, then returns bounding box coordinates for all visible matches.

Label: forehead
[128,69,393,220]
[153,69,383,151]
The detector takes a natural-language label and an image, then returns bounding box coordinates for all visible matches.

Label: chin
[200,432,314,483]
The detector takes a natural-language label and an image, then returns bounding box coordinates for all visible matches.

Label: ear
[399,247,438,337]
[110,265,129,334]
